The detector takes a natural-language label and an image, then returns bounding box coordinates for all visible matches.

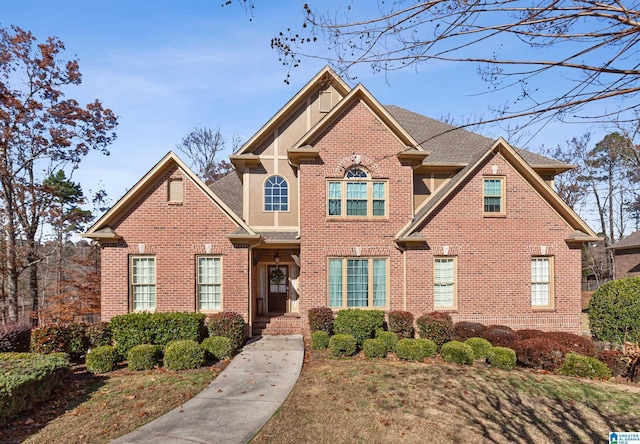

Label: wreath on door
[270,268,285,284]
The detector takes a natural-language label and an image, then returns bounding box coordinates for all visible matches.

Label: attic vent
[319,90,332,113]
[168,177,183,203]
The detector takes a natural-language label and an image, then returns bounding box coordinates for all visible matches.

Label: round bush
[546,332,596,357]
[465,337,494,360]
[127,344,161,371]
[488,347,516,369]
[415,338,437,358]
[86,345,119,374]
[164,340,205,370]
[588,276,640,344]
[311,331,330,350]
[559,353,612,379]
[375,330,399,352]
[328,334,357,357]
[201,336,233,360]
[513,337,566,370]
[333,309,385,347]
[416,312,452,347]
[206,312,245,351]
[395,338,427,361]
[452,321,486,341]
[388,310,415,339]
[308,307,334,334]
[363,338,387,358]
[480,327,518,348]
[440,341,474,365]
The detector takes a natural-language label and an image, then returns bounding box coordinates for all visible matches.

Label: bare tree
[273,1,640,129]
[176,126,238,185]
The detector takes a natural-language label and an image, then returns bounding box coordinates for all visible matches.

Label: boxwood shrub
[127,344,161,371]
[415,338,438,358]
[388,310,414,339]
[375,330,399,353]
[395,338,427,362]
[588,276,640,344]
[0,352,70,425]
[363,338,387,358]
[328,334,357,357]
[488,347,516,369]
[311,331,330,350]
[465,337,494,361]
[206,312,245,352]
[559,353,612,379]
[416,312,452,347]
[164,340,205,370]
[440,341,474,365]
[333,309,385,347]
[110,312,206,356]
[201,336,233,360]
[308,307,334,334]
[86,345,119,374]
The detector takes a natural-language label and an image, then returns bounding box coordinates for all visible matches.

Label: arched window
[327,167,387,217]
[265,175,288,211]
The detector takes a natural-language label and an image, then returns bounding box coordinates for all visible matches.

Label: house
[608,231,640,279]
[83,66,599,336]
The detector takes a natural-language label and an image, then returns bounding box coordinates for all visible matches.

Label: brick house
[84,66,599,335]
[609,231,640,279]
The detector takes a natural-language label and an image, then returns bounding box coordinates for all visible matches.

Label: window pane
[531,258,550,306]
[265,176,288,211]
[199,257,221,310]
[328,259,343,307]
[484,179,501,196]
[434,258,455,307]
[347,199,367,216]
[373,183,385,199]
[484,197,501,213]
[373,259,386,307]
[132,257,156,311]
[347,259,368,307]
[328,199,341,216]
[346,168,367,178]
[347,182,367,199]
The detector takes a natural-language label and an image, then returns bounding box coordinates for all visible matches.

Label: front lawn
[252,351,640,443]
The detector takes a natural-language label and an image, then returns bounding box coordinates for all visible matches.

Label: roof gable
[609,230,640,250]
[397,138,599,243]
[83,151,254,239]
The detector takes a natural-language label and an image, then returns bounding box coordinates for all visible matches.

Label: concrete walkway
[111,334,304,444]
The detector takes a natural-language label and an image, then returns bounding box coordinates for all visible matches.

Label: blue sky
[4,1,606,219]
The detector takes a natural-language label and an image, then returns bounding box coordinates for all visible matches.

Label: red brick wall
[614,248,640,279]
[406,152,582,333]
[100,164,249,322]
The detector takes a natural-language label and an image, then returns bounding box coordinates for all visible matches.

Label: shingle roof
[385,105,568,168]
[208,172,243,218]
[609,230,640,250]
[257,231,300,241]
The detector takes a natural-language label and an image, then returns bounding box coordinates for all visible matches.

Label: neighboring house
[608,231,640,279]
[84,66,599,336]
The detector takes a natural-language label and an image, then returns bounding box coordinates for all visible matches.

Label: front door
[267,265,288,313]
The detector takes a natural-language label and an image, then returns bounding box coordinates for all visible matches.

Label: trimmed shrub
[465,337,494,360]
[488,347,516,369]
[0,323,31,352]
[416,312,452,347]
[164,340,205,370]
[452,322,486,342]
[513,337,567,370]
[598,349,627,377]
[201,336,233,360]
[328,334,357,357]
[66,323,90,356]
[311,331,330,350]
[31,325,72,354]
[308,307,334,334]
[86,322,112,348]
[515,329,547,340]
[111,312,207,356]
[486,324,514,333]
[86,345,119,374]
[127,344,161,371]
[363,339,387,358]
[588,276,640,344]
[546,332,596,357]
[395,338,427,361]
[559,353,612,379]
[206,312,246,351]
[375,330,399,353]
[388,310,414,339]
[0,352,70,425]
[333,309,385,347]
[480,327,519,348]
[415,338,438,358]
[440,341,474,365]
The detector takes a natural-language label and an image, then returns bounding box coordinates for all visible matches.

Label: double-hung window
[483,176,505,215]
[531,257,553,308]
[131,256,156,311]
[434,257,457,309]
[198,256,222,311]
[327,167,387,218]
[328,258,388,308]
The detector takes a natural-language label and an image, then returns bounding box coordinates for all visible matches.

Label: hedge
[164,340,205,370]
[86,345,119,373]
[363,338,387,358]
[559,353,612,379]
[465,337,494,361]
[388,310,414,339]
[110,312,206,356]
[395,338,428,362]
[333,309,385,347]
[206,312,245,351]
[488,347,517,369]
[0,352,70,425]
[416,312,452,347]
[588,276,640,344]
[308,307,334,334]
[0,323,31,353]
[328,334,357,357]
[440,341,474,365]
[375,330,399,353]
[127,344,161,371]
[201,336,233,360]
[311,331,330,350]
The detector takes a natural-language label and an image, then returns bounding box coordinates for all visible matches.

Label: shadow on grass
[0,364,108,444]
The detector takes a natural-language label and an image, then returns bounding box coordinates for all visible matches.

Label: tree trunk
[2,183,19,323]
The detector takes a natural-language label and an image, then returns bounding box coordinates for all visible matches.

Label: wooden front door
[267,265,288,313]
